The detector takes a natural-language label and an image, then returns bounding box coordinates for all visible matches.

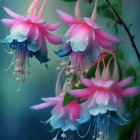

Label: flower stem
[105,0,140,63]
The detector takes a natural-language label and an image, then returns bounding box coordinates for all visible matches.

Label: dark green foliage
[97,1,122,21]
[63,93,75,106]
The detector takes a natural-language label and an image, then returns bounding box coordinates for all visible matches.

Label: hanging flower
[68,52,140,139]
[55,0,120,75]
[31,94,80,131]
[1,0,62,82]
[31,63,90,139]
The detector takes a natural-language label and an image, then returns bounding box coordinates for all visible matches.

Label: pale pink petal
[41,97,62,103]
[120,87,139,97]
[46,23,61,31]
[63,24,78,42]
[56,10,79,24]
[31,102,55,110]
[81,78,94,87]
[117,77,133,88]
[91,78,104,87]
[69,25,89,52]
[1,18,16,26]
[37,0,47,18]
[10,21,30,37]
[68,88,93,98]
[4,7,24,19]
[103,80,115,88]
[94,90,109,106]
[28,0,39,16]
[44,31,62,45]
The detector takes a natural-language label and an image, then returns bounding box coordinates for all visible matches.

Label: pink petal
[96,38,114,49]
[117,77,133,88]
[1,18,16,26]
[41,97,62,103]
[31,96,62,110]
[31,102,55,110]
[120,87,139,97]
[28,0,39,15]
[46,23,61,31]
[56,10,79,24]
[93,90,109,106]
[65,100,80,121]
[68,88,93,99]
[96,29,120,43]
[4,7,24,19]
[81,78,94,87]
[44,31,62,45]
[103,80,115,88]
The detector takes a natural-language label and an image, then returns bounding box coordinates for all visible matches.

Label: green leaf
[63,94,75,106]
[125,67,137,82]
[98,4,116,20]
[97,0,122,21]
[115,48,124,60]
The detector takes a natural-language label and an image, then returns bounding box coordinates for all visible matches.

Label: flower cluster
[30,0,139,139]
[0,0,139,139]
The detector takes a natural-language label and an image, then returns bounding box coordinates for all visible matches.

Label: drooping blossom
[68,51,140,139]
[55,0,120,74]
[1,0,62,82]
[31,94,80,132]
[31,63,89,139]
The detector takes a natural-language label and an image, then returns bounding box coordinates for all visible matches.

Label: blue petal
[86,43,100,63]
[50,114,64,129]
[55,43,72,57]
[110,111,129,125]
[34,42,49,63]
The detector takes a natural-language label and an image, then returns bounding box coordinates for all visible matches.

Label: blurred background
[0,0,140,140]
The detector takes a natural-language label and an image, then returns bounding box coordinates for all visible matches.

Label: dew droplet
[16,77,20,82]
[17,88,21,92]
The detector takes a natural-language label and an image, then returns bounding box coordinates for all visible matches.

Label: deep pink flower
[31,94,81,131]
[69,77,139,116]
[68,52,139,139]
[56,0,120,73]
[1,0,62,82]
[31,63,84,132]
[68,52,139,116]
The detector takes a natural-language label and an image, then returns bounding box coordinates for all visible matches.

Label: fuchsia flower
[31,94,81,131]
[1,0,62,81]
[31,63,88,137]
[68,52,140,138]
[69,53,139,115]
[55,0,120,73]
